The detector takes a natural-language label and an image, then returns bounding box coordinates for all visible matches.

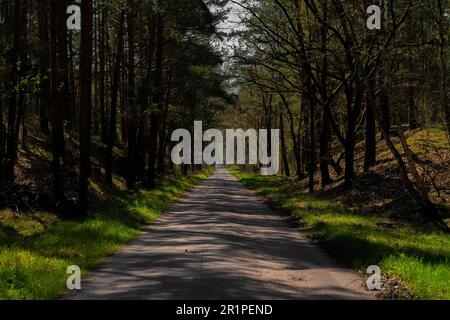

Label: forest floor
[232,128,450,300]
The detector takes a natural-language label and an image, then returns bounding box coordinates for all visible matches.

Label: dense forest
[0,0,229,215]
[223,0,449,222]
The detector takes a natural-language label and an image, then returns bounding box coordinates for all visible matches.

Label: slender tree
[5,0,22,183]
[436,0,449,140]
[79,0,93,214]
[37,0,50,134]
[49,0,67,203]
[126,5,137,189]
[105,11,125,186]
[147,8,164,188]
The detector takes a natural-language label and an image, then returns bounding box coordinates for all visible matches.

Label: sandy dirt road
[67,168,373,300]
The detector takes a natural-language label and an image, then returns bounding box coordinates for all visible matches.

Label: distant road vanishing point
[66,168,374,300]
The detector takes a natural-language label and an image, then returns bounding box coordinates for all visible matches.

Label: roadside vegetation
[231,133,450,301]
[0,169,212,300]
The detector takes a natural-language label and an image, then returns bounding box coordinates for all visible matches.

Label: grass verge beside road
[0,169,213,300]
[232,169,450,300]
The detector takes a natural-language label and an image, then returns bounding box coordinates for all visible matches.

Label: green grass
[0,169,213,300]
[231,169,450,300]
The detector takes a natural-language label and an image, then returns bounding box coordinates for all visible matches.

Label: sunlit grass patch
[383,254,449,300]
[0,209,58,238]
[0,249,67,300]
[407,128,449,154]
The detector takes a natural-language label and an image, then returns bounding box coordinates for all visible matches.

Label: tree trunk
[99,4,107,143]
[137,6,156,185]
[364,78,377,171]
[157,74,172,175]
[49,0,67,203]
[344,103,356,187]
[0,112,5,180]
[79,0,93,215]
[344,139,356,187]
[319,110,332,187]
[105,11,125,186]
[0,2,6,175]
[437,0,449,140]
[37,0,50,134]
[280,93,303,179]
[59,1,70,128]
[68,31,76,125]
[136,112,146,181]
[319,0,332,187]
[120,60,128,142]
[15,0,27,148]
[379,54,391,137]
[280,111,291,177]
[308,97,316,193]
[147,11,163,188]
[0,68,5,180]
[126,8,137,189]
[93,12,99,136]
[5,0,21,183]
[408,86,418,130]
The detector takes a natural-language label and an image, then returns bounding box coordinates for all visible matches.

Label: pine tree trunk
[126,9,137,189]
[157,75,172,175]
[147,11,164,188]
[5,0,21,183]
[0,100,5,181]
[308,96,316,193]
[93,11,99,136]
[37,0,50,134]
[99,4,107,143]
[120,61,128,143]
[105,11,125,186]
[0,0,5,169]
[49,0,67,203]
[79,0,93,215]
[437,0,449,140]
[15,0,27,148]
[59,1,70,128]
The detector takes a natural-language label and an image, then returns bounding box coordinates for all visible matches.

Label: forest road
[66,168,374,300]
